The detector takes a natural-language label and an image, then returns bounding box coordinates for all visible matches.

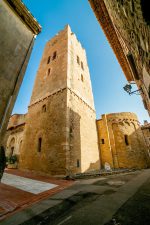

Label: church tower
[20,25,100,175]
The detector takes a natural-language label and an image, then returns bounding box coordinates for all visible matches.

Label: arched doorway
[8,137,15,156]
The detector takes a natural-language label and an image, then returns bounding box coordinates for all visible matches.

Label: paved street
[48,170,150,225]
[1,169,150,225]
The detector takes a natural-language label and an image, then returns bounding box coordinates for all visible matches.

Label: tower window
[42,104,46,112]
[77,55,80,65]
[81,61,84,70]
[124,135,129,146]
[77,159,80,168]
[47,68,51,76]
[53,51,57,60]
[38,138,42,152]
[148,85,150,98]
[81,74,84,82]
[101,139,105,144]
[47,56,51,64]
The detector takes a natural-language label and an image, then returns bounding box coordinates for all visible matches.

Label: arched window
[9,137,15,156]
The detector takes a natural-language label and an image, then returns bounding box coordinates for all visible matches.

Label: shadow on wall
[66,108,81,176]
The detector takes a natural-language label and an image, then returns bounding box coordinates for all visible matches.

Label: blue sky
[13,0,149,123]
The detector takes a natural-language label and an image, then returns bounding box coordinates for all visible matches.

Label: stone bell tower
[20,25,100,175]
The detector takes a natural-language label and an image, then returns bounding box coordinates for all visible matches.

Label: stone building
[97,112,149,169]
[89,0,150,115]
[141,121,150,153]
[19,25,100,176]
[5,114,26,158]
[0,0,41,145]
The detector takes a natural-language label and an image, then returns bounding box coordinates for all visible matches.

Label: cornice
[5,0,41,34]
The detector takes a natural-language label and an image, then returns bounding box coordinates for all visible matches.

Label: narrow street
[46,170,150,225]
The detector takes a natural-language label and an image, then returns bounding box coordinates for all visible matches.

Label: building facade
[89,0,150,115]
[5,114,25,158]
[97,112,149,169]
[0,0,41,145]
[141,121,150,153]
[19,25,100,176]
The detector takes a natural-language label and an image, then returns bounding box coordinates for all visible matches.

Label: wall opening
[42,104,46,112]
[53,51,57,60]
[81,74,84,82]
[81,61,84,70]
[38,138,42,152]
[101,139,105,144]
[124,135,129,146]
[47,68,51,76]
[77,55,80,65]
[77,159,80,168]
[47,56,51,64]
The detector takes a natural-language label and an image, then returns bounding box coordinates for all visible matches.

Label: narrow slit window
[47,56,51,64]
[42,104,46,112]
[77,55,80,65]
[38,138,42,152]
[47,68,51,76]
[81,61,84,70]
[81,74,84,82]
[77,159,80,168]
[125,135,129,146]
[53,51,57,60]
[101,139,105,144]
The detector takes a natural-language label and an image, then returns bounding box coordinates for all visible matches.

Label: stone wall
[19,25,100,176]
[97,112,149,169]
[0,0,40,145]
[5,114,26,157]
[141,123,150,155]
[89,0,150,115]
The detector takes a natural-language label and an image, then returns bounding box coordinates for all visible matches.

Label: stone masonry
[19,25,100,176]
[89,0,150,115]
[97,112,149,169]
[0,0,41,145]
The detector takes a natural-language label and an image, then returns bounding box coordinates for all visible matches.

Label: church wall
[97,112,149,169]
[19,90,67,175]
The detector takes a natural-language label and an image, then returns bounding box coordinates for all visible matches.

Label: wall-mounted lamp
[123,84,142,95]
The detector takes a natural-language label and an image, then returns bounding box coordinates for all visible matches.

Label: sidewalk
[0,169,74,222]
[1,169,150,225]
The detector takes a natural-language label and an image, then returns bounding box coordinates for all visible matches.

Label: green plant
[7,155,18,164]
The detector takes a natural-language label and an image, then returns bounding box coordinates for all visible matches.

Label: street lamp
[123,84,142,95]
